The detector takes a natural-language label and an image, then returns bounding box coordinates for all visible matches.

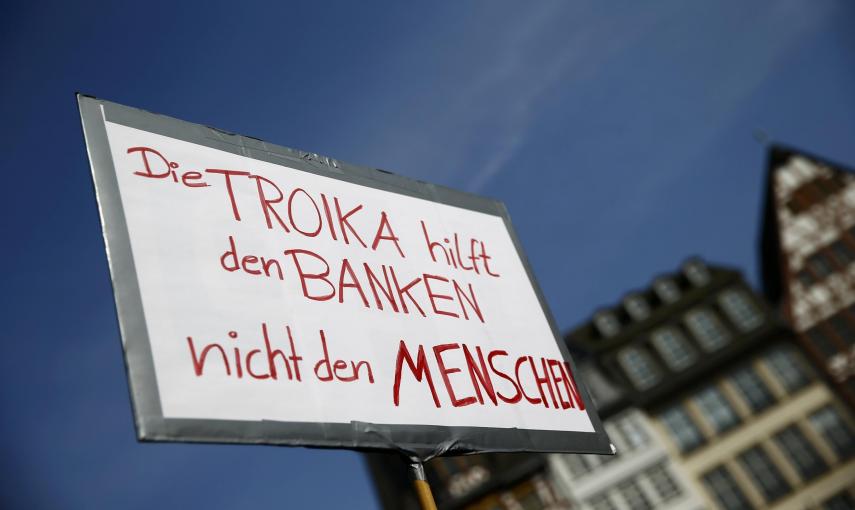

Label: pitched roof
[759,144,855,306]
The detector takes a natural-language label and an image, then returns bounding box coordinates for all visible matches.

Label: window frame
[650,326,697,371]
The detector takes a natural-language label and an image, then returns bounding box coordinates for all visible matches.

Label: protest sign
[78,95,611,458]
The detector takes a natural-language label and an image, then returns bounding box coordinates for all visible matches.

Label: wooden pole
[410,461,438,510]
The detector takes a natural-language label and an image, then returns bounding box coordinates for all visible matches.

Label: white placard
[102,121,593,434]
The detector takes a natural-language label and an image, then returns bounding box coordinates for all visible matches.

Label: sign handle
[409,461,438,510]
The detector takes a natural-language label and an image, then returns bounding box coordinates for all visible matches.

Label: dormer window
[624,294,651,321]
[617,347,661,390]
[683,259,711,286]
[593,310,621,338]
[718,289,764,332]
[651,327,697,371]
[653,277,681,304]
[685,309,732,351]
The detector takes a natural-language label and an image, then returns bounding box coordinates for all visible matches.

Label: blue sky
[3,1,855,508]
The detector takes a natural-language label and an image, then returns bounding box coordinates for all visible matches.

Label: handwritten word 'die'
[128,146,211,188]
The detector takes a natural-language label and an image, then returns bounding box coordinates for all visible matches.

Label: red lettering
[421,221,450,264]
[548,359,571,409]
[181,171,208,188]
[286,325,303,381]
[262,257,284,280]
[515,356,541,405]
[283,249,335,301]
[463,345,497,405]
[241,255,261,275]
[220,235,240,272]
[562,362,586,411]
[232,347,243,378]
[206,169,250,221]
[389,268,426,317]
[186,336,230,376]
[393,340,440,407]
[249,174,290,233]
[333,360,350,380]
[488,350,522,404]
[338,258,369,308]
[128,146,173,178]
[246,349,270,379]
[263,322,293,380]
[288,188,322,237]
[434,343,476,407]
[468,238,481,274]
[333,198,367,248]
[371,212,405,258]
[320,194,338,241]
[423,274,459,318]
[364,264,399,312]
[353,360,375,384]
[453,280,484,323]
[453,234,473,271]
[314,330,334,382]
[481,241,500,277]
[530,357,558,409]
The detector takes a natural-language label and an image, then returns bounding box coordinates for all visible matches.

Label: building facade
[367,256,855,509]
[365,450,569,510]
[567,259,855,510]
[761,145,855,409]
[550,406,706,510]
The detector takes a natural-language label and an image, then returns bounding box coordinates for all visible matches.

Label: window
[730,366,775,412]
[624,294,651,321]
[683,259,711,286]
[588,492,617,510]
[718,289,764,332]
[806,252,834,279]
[653,277,680,303]
[765,347,810,392]
[685,309,731,351]
[703,466,753,510]
[661,405,704,452]
[651,327,697,371]
[618,480,652,510]
[786,173,846,214]
[806,327,842,357]
[617,347,661,390]
[815,173,847,195]
[823,491,855,510]
[829,314,855,345]
[810,406,855,459]
[594,310,621,338]
[798,270,816,288]
[774,425,827,481]
[646,463,681,502]
[695,386,740,434]
[846,306,855,346]
[563,455,590,478]
[831,240,855,266]
[739,446,791,502]
[615,414,648,450]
